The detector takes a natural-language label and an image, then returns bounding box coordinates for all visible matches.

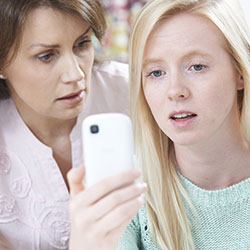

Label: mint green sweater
[117,175,250,249]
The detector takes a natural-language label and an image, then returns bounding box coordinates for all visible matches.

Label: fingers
[74,168,141,206]
[67,165,86,198]
[68,167,146,250]
[97,193,145,233]
[91,182,147,221]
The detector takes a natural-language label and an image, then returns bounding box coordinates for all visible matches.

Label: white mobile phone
[82,113,134,187]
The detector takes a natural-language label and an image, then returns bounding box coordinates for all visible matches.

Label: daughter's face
[142,13,243,146]
[3,7,94,122]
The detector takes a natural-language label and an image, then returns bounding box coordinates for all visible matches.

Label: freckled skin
[142,13,243,146]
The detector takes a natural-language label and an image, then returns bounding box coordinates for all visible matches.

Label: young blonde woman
[115,0,250,249]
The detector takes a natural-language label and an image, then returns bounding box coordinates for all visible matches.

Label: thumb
[67,165,86,198]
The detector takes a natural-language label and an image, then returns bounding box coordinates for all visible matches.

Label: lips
[57,90,84,100]
[169,111,197,128]
[56,89,86,106]
[170,112,197,121]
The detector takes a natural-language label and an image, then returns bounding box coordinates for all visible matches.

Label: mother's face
[3,7,94,121]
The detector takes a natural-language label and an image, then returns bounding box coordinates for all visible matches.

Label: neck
[175,119,250,190]
[15,102,77,147]
[27,116,76,146]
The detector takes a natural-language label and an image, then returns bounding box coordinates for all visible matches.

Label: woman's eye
[149,70,165,78]
[37,52,55,63]
[75,39,91,49]
[190,64,206,71]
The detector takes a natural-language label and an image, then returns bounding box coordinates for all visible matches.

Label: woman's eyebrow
[75,26,92,42]
[143,50,212,68]
[28,26,91,50]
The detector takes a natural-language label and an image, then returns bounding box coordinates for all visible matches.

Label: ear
[237,75,244,90]
[0,73,6,80]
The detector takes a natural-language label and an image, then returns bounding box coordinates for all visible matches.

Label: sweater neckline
[178,172,250,207]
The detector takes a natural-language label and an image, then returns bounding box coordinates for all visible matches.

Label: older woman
[0,0,145,249]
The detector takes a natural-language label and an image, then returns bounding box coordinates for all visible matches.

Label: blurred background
[95,0,147,62]
[240,0,250,25]
[99,0,250,63]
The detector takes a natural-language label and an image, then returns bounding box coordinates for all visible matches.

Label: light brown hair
[0,0,106,99]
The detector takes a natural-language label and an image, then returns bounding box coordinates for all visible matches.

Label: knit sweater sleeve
[116,213,141,250]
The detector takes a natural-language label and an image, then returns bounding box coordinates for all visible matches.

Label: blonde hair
[129,0,250,249]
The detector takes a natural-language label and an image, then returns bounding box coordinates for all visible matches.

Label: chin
[168,133,203,147]
[57,106,84,120]
[66,109,83,120]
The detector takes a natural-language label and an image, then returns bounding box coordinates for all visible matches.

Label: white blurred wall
[240,0,250,28]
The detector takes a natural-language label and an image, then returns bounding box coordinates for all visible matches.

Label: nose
[61,55,85,84]
[167,72,190,101]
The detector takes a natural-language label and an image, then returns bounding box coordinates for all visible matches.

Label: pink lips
[169,111,197,128]
[57,90,85,105]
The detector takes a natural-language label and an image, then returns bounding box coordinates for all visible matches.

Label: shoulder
[83,61,129,115]
[121,205,149,237]
[118,204,159,250]
[91,61,129,91]
[92,60,128,79]
[137,205,160,249]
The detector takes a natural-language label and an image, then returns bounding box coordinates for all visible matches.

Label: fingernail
[131,168,141,177]
[138,194,145,204]
[137,182,147,190]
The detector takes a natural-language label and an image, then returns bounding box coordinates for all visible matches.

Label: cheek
[82,45,94,65]
[216,90,237,116]
[87,48,94,64]
[6,56,51,88]
[144,85,162,110]
[143,84,167,124]
[79,47,94,77]
[198,80,238,127]
[6,66,56,107]
[210,77,237,109]
[6,67,33,96]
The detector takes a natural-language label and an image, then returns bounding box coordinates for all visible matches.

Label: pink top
[0,61,129,250]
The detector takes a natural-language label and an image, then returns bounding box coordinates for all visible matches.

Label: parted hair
[129,0,250,249]
[0,0,106,99]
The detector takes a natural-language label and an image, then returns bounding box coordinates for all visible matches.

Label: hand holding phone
[82,113,135,187]
[69,114,145,249]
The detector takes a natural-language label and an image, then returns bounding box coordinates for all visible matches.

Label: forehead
[144,12,228,60]
[21,7,88,47]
